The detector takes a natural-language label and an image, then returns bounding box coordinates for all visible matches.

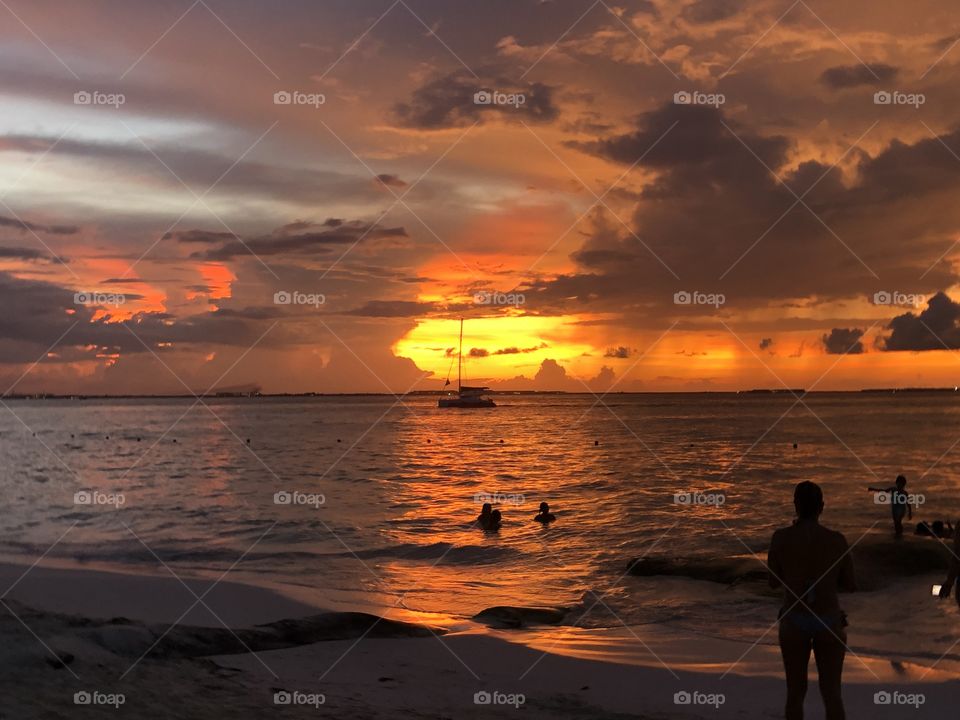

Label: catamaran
[438,318,496,408]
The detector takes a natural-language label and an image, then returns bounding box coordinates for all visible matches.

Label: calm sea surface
[2,393,959,662]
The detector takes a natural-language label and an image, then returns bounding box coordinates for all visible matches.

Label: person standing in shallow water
[867,474,912,538]
[768,481,856,720]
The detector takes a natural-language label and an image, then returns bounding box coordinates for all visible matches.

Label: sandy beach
[3,553,958,719]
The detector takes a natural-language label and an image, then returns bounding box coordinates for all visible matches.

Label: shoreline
[2,559,959,718]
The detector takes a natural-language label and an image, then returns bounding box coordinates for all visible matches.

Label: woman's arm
[942,533,960,595]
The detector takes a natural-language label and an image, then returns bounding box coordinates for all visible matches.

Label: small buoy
[427,439,431,444]
[70,434,74,439]
[173,439,177,443]
[594,440,599,446]
[499,439,504,444]
[246,438,251,444]
[337,439,342,443]
[793,443,798,449]
[105,435,110,440]
[136,437,141,442]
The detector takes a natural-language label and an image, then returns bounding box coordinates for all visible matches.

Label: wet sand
[2,559,960,718]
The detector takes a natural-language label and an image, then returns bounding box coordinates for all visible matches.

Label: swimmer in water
[476,503,493,529]
[487,509,502,532]
[867,474,912,538]
[534,502,556,524]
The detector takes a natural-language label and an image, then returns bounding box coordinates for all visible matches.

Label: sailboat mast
[458,317,463,391]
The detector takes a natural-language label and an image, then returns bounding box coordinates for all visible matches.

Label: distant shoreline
[3,387,959,400]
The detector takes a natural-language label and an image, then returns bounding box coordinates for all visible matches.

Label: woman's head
[480,503,492,515]
[794,481,824,520]
[539,502,549,513]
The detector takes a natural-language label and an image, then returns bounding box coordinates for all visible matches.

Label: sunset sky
[4,0,960,393]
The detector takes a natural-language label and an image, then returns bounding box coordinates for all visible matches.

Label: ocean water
[2,392,960,667]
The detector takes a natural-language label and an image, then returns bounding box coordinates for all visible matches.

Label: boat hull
[438,397,496,408]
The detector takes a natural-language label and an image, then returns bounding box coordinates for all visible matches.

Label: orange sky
[2,0,960,393]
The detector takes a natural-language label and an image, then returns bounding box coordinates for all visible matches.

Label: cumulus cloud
[822,328,865,354]
[522,101,960,321]
[882,291,960,351]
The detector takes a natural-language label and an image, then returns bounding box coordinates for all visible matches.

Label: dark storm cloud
[394,70,559,129]
[343,300,436,318]
[682,0,742,23]
[0,272,298,365]
[603,346,631,358]
[568,103,789,173]
[163,229,237,244]
[819,64,898,89]
[189,222,408,260]
[522,102,960,318]
[0,246,62,262]
[882,291,960,351]
[822,328,865,354]
[376,174,407,188]
[0,215,78,235]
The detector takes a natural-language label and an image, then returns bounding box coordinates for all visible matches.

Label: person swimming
[476,503,493,529]
[867,474,913,537]
[768,481,856,720]
[476,503,502,531]
[534,502,556,523]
